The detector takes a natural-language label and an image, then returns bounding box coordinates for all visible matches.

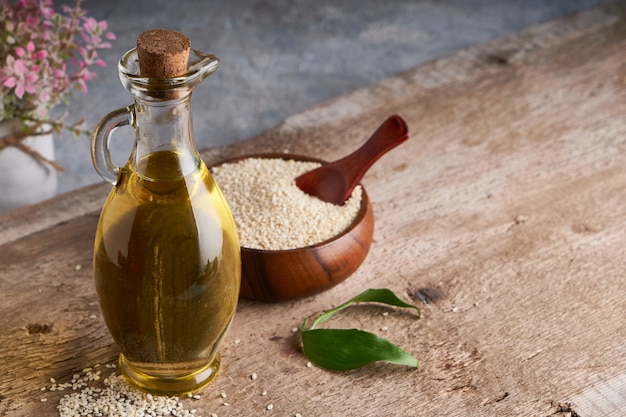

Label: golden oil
[93,150,240,395]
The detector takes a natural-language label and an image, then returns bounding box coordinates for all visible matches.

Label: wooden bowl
[212,153,375,302]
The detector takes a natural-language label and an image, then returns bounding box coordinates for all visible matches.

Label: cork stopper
[136,29,191,78]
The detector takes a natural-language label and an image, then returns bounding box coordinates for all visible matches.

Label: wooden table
[2,2,625,415]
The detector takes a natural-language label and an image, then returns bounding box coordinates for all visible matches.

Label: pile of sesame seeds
[44,361,312,416]
[46,364,199,417]
[211,157,362,251]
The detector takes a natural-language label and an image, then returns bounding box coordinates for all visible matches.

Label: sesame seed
[211,414,218,417]
[53,370,199,417]
[234,339,241,345]
[220,392,227,398]
[40,398,47,402]
[306,362,312,368]
[382,312,389,316]
[251,373,258,380]
[291,327,298,333]
[381,326,389,331]
[266,404,274,410]
[296,414,303,417]
[192,394,201,400]
[211,158,362,250]
[261,390,267,396]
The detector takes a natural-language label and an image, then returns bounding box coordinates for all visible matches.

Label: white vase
[0,118,58,213]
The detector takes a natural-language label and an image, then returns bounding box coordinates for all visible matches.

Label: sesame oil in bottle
[90,30,240,395]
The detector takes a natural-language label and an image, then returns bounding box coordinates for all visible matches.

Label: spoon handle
[335,115,409,188]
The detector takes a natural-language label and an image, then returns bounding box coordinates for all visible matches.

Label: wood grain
[2,2,626,415]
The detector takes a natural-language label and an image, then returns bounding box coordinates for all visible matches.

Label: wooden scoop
[295,115,409,205]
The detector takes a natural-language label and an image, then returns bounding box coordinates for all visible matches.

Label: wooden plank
[0,184,108,246]
[1,2,626,416]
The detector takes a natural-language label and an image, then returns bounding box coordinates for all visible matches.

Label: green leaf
[309,288,420,329]
[299,288,421,371]
[301,328,419,371]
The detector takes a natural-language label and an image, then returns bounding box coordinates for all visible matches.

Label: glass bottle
[90,36,240,395]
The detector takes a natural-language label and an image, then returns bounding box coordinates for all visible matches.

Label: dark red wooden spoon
[295,115,409,205]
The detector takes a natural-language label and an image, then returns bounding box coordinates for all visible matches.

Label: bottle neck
[131,94,201,180]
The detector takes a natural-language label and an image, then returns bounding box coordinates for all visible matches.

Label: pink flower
[0,0,115,123]
[82,17,99,33]
[3,55,38,99]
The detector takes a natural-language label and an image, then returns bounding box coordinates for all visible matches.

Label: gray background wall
[53,0,600,194]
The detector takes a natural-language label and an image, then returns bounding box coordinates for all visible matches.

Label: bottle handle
[91,105,135,185]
